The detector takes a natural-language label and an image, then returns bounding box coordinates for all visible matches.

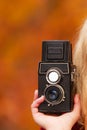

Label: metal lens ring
[44,85,65,105]
[46,68,61,84]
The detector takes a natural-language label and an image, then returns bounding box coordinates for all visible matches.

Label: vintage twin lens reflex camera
[38,40,76,114]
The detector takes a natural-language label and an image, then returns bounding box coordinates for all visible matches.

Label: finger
[68,94,81,125]
[34,90,38,100]
[32,95,45,108]
[31,95,45,114]
[72,94,81,119]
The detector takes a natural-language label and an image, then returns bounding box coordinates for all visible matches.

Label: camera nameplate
[39,63,70,74]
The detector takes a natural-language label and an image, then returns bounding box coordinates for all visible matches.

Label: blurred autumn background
[0,0,87,130]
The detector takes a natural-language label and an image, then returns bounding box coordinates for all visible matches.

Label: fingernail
[35,89,38,93]
[75,94,80,103]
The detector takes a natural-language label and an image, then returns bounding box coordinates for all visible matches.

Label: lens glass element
[44,85,65,105]
[48,90,59,101]
[48,71,59,83]
[46,68,61,84]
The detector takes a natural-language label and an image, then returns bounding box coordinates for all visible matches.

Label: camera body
[38,40,75,114]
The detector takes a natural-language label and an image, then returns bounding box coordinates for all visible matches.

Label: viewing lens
[48,71,59,83]
[46,68,61,84]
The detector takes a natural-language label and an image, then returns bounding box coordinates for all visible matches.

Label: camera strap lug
[71,65,77,82]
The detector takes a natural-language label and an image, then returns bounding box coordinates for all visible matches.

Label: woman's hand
[31,90,81,130]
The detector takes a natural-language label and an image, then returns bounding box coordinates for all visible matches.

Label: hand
[31,90,81,130]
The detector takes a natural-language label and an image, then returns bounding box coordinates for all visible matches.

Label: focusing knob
[46,68,61,84]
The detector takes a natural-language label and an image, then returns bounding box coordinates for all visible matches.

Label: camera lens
[44,85,65,105]
[48,90,59,101]
[46,68,61,84]
[49,71,59,83]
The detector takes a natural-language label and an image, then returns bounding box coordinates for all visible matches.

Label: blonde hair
[73,20,87,126]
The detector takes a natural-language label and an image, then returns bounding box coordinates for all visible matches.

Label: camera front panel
[38,62,72,114]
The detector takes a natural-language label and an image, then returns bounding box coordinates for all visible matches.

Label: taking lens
[48,90,59,101]
[44,85,65,105]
